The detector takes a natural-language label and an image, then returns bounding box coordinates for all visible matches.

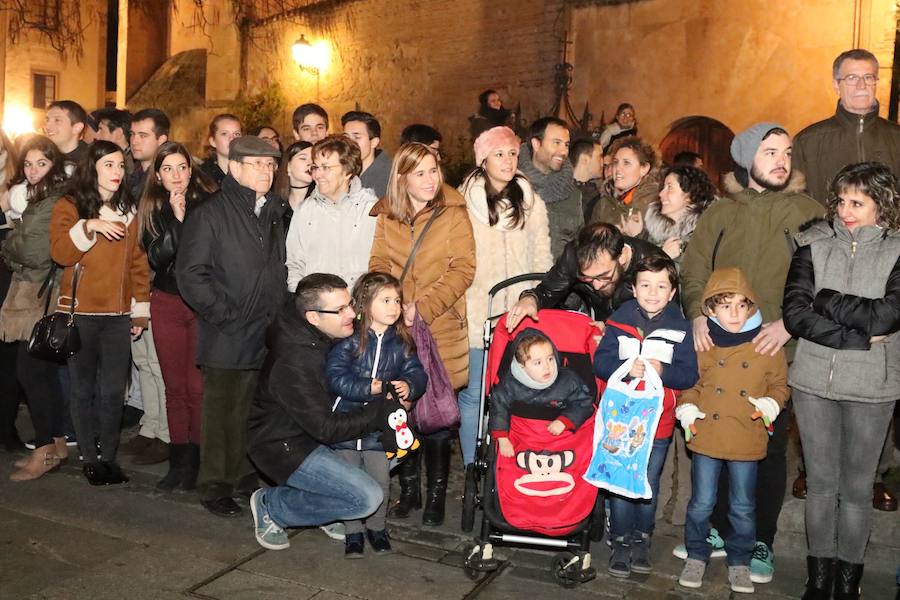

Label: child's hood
[701,267,759,317]
[508,327,561,373]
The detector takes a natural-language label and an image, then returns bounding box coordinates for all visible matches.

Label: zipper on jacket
[858,115,865,161]
[828,239,859,393]
[711,229,725,270]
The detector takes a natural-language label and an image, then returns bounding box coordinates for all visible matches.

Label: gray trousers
[335,448,390,534]
[792,388,895,563]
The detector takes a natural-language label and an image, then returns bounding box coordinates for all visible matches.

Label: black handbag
[27,263,82,363]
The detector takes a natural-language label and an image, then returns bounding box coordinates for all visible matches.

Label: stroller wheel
[551,552,580,589]
[463,544,497,581]
[461,463,478,532]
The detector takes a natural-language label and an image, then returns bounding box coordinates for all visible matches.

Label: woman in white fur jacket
[456,126,553,466]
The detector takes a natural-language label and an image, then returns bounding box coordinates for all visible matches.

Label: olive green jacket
[589,173,659,232]
[1,187,65,282]
[680,172,824,358]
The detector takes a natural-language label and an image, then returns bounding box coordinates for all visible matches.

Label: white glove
[675,403,706,442]
[748,396,780,430]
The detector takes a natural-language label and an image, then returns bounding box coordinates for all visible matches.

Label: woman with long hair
[199,113,241,187]
[369,142,475,526]
[138,141,215,491]
[49,140,150,486]
[273,140,315,230]
[456,126,552,467]
[0,135,68,478]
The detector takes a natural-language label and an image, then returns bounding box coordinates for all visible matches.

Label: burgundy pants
[151,289,203,444]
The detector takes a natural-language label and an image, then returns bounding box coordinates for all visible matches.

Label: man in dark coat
[246,273,403,551]
[176,135,287,517]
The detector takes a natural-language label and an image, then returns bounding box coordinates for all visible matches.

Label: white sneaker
[728,565,755,594]
[678,558,706,589]
[319,522,346,541]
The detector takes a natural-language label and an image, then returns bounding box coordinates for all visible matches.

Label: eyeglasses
[241,160,278,172]
[313,304,353,315]
[577,271,615,284]
[310,163,343,174]
[837,74,878,87]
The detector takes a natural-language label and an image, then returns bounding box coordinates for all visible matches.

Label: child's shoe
[365,529,392,554]
[344,532,364,558]
[678,558,706,588]
[729,565,755,593]
[672,527,727,559]
[607,535,631,578]
[749,541,774,583]
[630,531,652,574]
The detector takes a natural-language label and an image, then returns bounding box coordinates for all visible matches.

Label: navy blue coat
[326,325,428,450]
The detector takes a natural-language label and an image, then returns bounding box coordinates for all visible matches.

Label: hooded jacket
[175,174,288,370]
[793,102,900,205]
[680,171,824,359]
[783,218,900,402]
[677,268,789,461]
[590,173,660,233]
[488,328,594,438]
[461,173,553,348]
[594,299,698,439]
[326,324,428,450]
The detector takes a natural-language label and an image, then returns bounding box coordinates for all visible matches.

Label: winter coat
[678,320,789,461]
[326,325,428,450]
[577,179,603,225]
[642,198,708,268]
[175,174,288,370]
[285,176,378,292]
[599,122,638,153]
[49,198,150,325]
[461,174,553,348]
[590,174,660,233]
[198,159,226,188]
[783,218,900,403]
[247,309,387,485]
[142,203,185,296]
[488,328,594,437]
[2,186,64,282]
[680,171,824,358]
[793,102,900,205]
[369,185,476,389]
[360,150,392,199]
[594,299,698,439]
[525,236,667,323]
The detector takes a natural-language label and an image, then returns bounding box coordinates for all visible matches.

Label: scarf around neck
[510,357,557,390]
[518,143,578,205]
[707,311,763,347]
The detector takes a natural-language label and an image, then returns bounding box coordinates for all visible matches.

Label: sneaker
[320,522,346,541]
[672,528,727,559]
[729,565,755,593]
[250,490,289,550]
[678,558,706,589]
[749,541,774,583]
[64,435,77,447]
[344,532,364,558]
[630,531,652,574]
[607,536,631,578]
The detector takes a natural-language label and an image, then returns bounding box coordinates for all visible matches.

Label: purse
[410,313,460,434]
[27,263,82,363]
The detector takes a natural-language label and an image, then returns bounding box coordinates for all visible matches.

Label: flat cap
[229,136,281,160]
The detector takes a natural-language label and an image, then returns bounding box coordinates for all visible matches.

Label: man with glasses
[245,273,408,551]
[794,48,900,205]
[177,136,288,518]
[505,222,665,333]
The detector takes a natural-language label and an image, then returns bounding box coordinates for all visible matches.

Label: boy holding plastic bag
[588,255,699,578]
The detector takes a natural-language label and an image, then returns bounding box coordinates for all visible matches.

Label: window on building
[32,73,57,109]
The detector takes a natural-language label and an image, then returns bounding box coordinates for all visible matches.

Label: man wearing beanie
[680,123,823,584]
[177,136,288,518]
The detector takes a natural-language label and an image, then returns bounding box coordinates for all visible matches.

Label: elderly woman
[456,126,552,467]
[285,135,378,293]
[591,136,659,238]
[783,162,900,600]
[369,143,475,527]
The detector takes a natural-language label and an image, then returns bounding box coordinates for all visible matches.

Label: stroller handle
[487,272,546,298]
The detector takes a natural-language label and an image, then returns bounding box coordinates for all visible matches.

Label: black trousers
[17,342,64,446]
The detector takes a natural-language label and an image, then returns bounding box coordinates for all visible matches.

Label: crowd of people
[0,47,898,598]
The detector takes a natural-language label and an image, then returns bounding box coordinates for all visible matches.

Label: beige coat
[460,175,553,348]
[369,185,476,389]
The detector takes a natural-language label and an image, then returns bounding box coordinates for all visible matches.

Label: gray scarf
[510,358,557,390]
[518,142,578,205]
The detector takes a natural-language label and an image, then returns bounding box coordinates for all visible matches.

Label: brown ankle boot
[53,437,69,465]
[10,444,61,481]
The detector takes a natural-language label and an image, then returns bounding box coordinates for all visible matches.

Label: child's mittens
[378,399,420,459]
[675,403,706,442]
[748,396,780,436]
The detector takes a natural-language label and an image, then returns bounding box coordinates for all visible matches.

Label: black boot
[833,560,863,600]
[801,556,834,600]
[156,444,186,492]
[388,451,421,518]
[181,443,200,491]
[421,437,450,526]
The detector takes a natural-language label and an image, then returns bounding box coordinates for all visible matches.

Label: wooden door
[659,116,735,191]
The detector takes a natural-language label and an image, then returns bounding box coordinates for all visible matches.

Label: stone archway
[659,116,735,191]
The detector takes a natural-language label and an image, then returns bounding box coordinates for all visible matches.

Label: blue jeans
[686,453,756,567]
[609,436,671,538]
[262,446,384,529]
[457,348,484,466]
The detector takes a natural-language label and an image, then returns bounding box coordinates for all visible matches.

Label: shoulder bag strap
[67,263,82,318]
[399,206,445,284]
[38,263,58,317]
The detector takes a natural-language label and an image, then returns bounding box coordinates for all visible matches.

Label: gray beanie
[730,122,787,171]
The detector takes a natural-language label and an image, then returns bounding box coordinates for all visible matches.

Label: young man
[128,108,170,199]
[292,103,329,143]
[45,100,88,173]
[176,136,288,518]
[570,138,604,223]
[342,111,391,198]
[400,123,443,161]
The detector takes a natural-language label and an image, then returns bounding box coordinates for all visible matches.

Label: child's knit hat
[701,267,759,316]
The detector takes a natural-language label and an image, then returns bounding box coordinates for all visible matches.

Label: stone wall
[570,0,898,146]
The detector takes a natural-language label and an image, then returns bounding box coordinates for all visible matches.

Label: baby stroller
[461,274,605,588]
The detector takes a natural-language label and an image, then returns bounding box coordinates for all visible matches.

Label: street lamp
[291,35,319,75]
